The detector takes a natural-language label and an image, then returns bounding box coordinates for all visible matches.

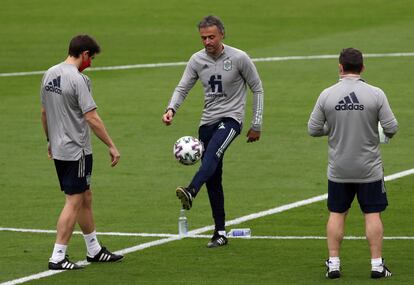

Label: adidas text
[45,85,62,95]
[335,104,364,111]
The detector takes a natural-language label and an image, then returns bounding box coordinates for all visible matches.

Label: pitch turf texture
[1,0,414,284]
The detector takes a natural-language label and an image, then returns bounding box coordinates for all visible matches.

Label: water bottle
[227,228,251,237]
[378,122,389,144]
[178,208,188,237]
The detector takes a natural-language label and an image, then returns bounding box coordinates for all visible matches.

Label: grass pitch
[1,0,414,284]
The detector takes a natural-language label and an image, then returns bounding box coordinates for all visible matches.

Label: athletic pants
[189,117,241,231]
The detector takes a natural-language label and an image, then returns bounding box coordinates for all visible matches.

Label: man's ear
[338,63,344,74]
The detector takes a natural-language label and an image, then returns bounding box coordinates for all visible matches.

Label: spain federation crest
[223,59,232,71]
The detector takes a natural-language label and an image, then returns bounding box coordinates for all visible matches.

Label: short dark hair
[198,15,225,35]
[68,35,101,57]
[339,48,363,73]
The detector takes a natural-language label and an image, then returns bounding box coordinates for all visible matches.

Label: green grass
[1,0,414,284]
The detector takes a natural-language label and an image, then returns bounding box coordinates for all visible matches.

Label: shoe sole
[176,187,192,210]
[87,256,124,263]
[48,263,84,270]
[326,271,340,279]
[206,242,228,248]
[371,271,392,279]
[49,266,83,270]
[207,237,228,248]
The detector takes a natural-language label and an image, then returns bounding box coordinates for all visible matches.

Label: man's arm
[163,56,198,126]
[240,52,264,142]
[41,106,52,158]
[378,90,398,138]
[84,109,120,167]
[308,93,329,137]
[41,106,48,140]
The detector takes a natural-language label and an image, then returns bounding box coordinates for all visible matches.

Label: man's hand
[246,128,261,143]
[109,145,120,167]
[162,109,174,126]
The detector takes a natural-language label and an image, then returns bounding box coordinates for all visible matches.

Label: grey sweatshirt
[308,76,398,183]
[41,63,96,160]
[167,44,264,131]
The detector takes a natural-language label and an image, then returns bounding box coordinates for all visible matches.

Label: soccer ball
[173,136,203,165]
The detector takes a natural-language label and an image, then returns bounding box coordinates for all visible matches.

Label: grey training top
[167,44,264,130]
[41,62,97,161]
[308,76,398,183]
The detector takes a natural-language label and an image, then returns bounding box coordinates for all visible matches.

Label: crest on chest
[223,59,232,71]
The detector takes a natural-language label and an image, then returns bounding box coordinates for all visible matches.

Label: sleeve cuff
[251,125,261,132]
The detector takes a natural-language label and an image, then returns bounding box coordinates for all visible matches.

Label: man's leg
[364,212,383,259]
[326,180,353,258]
[77,190,95,234]
[327,211,347,258]
[189,119,240,194]
[55,193,84,246]
[76,189,102,258]
[325,211,347,278]
[49,158,89,269]
[205,160,228,248]
[76,189,124,262]
[176,119,240,210]
[206,159,225,232]
[325,180,356,278]
[357,180,391,278]
[50,193,83,264]
[365,213,392,278]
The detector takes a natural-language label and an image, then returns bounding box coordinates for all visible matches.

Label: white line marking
[0,228,175,238]
[384,168,414,181]
[1,270,66,285]
[1,168,413,284]
[187,235,414,240]
[3,226,413,242]
[1,52,414,77]
[2,228,413,241]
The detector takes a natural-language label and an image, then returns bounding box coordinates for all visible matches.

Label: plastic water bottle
[178,208,188,237]
[378,122,389,144]
[227,228,251,237]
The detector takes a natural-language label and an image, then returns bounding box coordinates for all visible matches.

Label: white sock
[83,231,102,257]
[328,256,340,270]
[49,243,67,263]
[218,230,226,236]
[371,257,383,271]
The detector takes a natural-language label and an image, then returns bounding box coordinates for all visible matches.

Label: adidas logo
[335,92,364,111]
[218,122,226,130]
[45,76,62,95]
[203,64,209,69]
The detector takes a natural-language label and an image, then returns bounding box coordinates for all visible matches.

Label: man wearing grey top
[308,48,398,279]
[41,35,123,270]
[162,15,264,247]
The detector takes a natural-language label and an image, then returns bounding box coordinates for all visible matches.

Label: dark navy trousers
[189,118,241,231]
